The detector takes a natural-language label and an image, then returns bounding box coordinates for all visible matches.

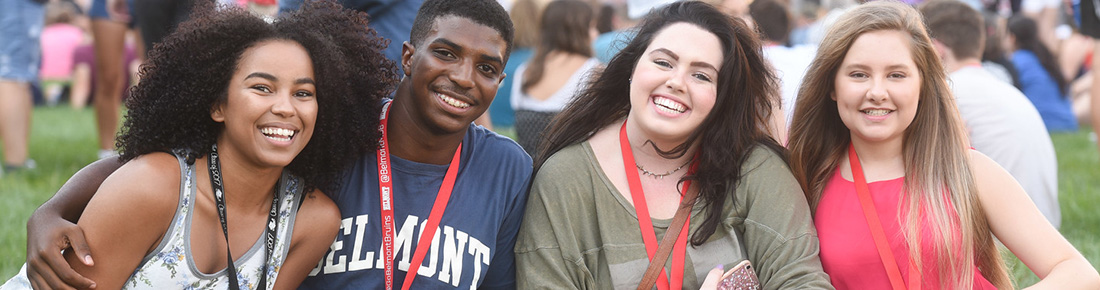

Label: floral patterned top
[123,150,302,290]
[1,151,303,290]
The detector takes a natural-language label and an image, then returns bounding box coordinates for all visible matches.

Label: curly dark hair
[117,0,398,194]
[538,1,784,246]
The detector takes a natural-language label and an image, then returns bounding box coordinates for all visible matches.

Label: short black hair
[409,0,515,60]
[119,0,397,194]
[749,0,791,43]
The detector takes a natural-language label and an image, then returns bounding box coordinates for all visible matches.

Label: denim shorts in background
[88,0,136,25]
[0,0,44,82]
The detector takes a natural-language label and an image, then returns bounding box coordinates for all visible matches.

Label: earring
[628,78,632,84]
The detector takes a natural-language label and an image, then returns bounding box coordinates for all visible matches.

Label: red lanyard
[377,101,463,290]
[847,143,921,290]
[619,121,693,290]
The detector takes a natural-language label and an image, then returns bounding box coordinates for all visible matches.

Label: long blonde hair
[786,1,1011,288]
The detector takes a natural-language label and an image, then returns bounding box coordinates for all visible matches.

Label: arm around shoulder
[25,157,125,289]
[63,152,182,289]
[969,151,1100,289]
[272,189,340,290]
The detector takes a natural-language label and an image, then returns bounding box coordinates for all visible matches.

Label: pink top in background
[39,24,85,79]
[814,169,996,290]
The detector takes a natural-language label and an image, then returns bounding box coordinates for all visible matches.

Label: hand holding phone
[716,260,760,290]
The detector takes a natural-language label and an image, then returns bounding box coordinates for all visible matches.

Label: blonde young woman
[787,1,1099,289]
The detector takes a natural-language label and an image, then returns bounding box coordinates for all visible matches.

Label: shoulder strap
[637,189,698,290]
[848,144,920,290]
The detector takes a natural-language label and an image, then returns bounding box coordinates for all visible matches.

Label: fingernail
[715,264,724,271]
[84,255,94,265]
[90,282,97,288]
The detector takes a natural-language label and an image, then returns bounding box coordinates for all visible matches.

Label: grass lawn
[1,106,1098,286]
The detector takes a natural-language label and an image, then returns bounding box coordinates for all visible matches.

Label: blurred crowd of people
[0,0,278,174]
[1,0,1096,228]
[3,0,1099,289]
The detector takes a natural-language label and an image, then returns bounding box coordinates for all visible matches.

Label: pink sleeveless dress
[814,169,997,289]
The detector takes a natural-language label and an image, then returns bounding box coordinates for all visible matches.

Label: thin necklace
[635,159,691,179]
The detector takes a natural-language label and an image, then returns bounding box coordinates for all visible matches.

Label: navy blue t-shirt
[300,124,532,289]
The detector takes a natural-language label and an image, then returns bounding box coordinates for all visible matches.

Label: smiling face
[833,29,920,146]
[401,15,508,135]
[627,22,722,144]
[211,39,318,168]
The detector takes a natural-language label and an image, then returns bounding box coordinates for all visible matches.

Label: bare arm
[272,189,341,290]
[25,157,124,290]
[69,64,92,109]
[61,153,179,289]
[970,151,1100,289]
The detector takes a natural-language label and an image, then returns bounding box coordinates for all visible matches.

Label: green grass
[1,107,1098,286]
[1,107,100,280]
[1003,131,1100,286]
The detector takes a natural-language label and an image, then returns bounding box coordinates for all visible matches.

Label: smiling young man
[22,0,531,289]
[298,0,532,289]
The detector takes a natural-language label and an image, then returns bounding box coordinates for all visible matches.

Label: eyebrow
[650,48,718,72]
[435,38,504,66]
[842,63,912,71]
[245,72,315,85]
[245,72,277,81]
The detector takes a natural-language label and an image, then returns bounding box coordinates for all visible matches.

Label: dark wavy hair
[1007,15,1067,95]
[537,1,784,246]
[117,0,398,194]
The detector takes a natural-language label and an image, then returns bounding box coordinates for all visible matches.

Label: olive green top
[515,142,833,289]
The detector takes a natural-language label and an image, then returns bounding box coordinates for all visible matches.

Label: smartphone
[717,260,760,290]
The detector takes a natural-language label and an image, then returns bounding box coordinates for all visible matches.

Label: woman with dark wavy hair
[514,2,830,289]
[2,1,396,289]
[1006,15,1078,132]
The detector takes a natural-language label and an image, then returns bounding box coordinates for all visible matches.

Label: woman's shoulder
[290,188,341,245]
[740,144,790,174]
[733,144,806,207]
[967,149,1016,190]
[82,153,184,240]
[538,142,595,175]
[106,152,184,195]
[1012,50,1042,66]
[544,140,590,159]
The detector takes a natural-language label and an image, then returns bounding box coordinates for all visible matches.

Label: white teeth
[261,127,295,141]
[437,93,470,108]
[863,109,891,116]
[653,97,686,113]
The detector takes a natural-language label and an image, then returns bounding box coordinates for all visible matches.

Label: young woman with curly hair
[514,2,831,288]
[787,1,1099,288]
[2,1,396,289]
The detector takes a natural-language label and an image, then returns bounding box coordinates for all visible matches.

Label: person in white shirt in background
[749,0,817,145]
[920,0,1061,228]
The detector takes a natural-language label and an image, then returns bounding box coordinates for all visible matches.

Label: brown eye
[294,90,315,98]
[477,64,498,76]
[252,85,272,93]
